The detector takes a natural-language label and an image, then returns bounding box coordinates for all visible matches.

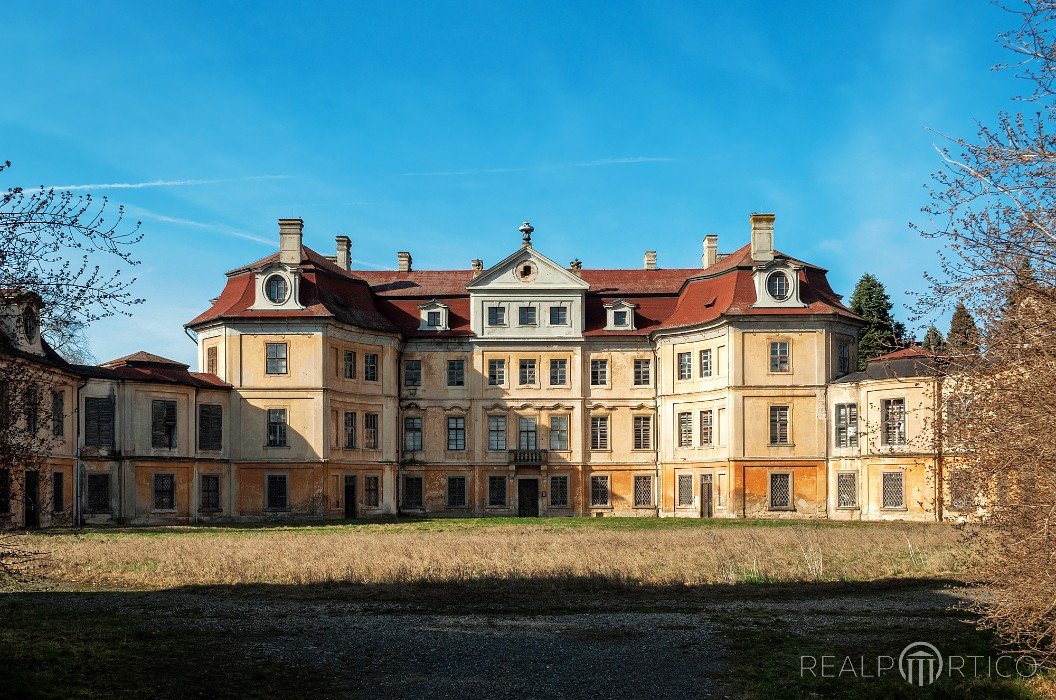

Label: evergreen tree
[849,273,897,368]
[947,302,980,359]
[922,324,945,352]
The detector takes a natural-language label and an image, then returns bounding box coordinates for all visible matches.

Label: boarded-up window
[151,400,177,449]
[549,475,569,507]
[769,405,790,445]
[85,473,110,513]
[84,397,115,448]
[633,475,652,507]
[153,473,175,510]
[769,472,792,510]
[677,474,694,507]
[447,476,467,508]
[487,475,506,507]
[364,475,380,508]
[200,474,221,511]
[266,474,288,510]
[590,475,610,507]
[51,390,64,437]
[882,471,905,509]
[206,346,218,375]
[52,471,65,512]
[198,404,223,451]
[403,476,424,509]
[837,472,857,508]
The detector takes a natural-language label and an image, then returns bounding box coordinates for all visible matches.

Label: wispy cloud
[41,174,290,191]
[398,157,676,177]
[128,206,273,246]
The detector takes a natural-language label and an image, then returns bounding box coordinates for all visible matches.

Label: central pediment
[466,245,590,292]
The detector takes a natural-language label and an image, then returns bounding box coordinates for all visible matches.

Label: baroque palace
[1,213,958,527]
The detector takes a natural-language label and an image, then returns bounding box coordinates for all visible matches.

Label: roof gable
[465,245,590,291]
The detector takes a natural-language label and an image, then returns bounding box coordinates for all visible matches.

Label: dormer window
[766,271,790,301]
[250,263,304,312]
[603,299,638,331]
[427,311,441,327]
[613,310,628,326]
[418,299,449,331]
[751,262,806,309]
[264,275,289,304]
[22,306,38,343]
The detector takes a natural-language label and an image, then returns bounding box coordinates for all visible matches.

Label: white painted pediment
[466,246,589,292]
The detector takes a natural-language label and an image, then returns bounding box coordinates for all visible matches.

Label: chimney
[643,251,657,271]
[750,213,775,262]
[471,259,484,277]
[702,234,718,268]
[278,218,303,265]
[335,236,351,271]
[397,251,412,272]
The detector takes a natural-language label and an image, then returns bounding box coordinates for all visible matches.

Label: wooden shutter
[151,400,166,448]
[199,405,222,451]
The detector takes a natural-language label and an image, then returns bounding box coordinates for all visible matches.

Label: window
[769,341,790,373]
[549,306,568,325]
[488,475,507,507]
[549,358,567,385]
[364,353,379,382]
[769,472,792,510]
[404,416,423,451]
[264,274,289,304]
[487,306,506,326]
[344,411,358,449]
[881,399,906,446]
[51,390,64,437]
[549,475,569,507]
[52,471,64,512]
[835,403,858,448]
[699,410,713,446]
[447,416,466,451]
[364,413,379,449]
[447,476,467,508]
[447,359,465,387]
[766,271,790,300]
[882,471,906,509]
[151,400,177,449]
[487,416,507,450]
[85,473,110,513]
[344,350,357,379]
[519,306,537,325]
[677,474,694,507]
[837,342,851,375]
[153,473,175,511]
[403,476,424,509]
[25,387,38,434]
[200,474,221,511]
[84,397,115,448]
[0,469,9,513]
[267,409,288,447]
[837,472,857,509]
[699,349,712,377]
[612,310,628,326]
[364,475,380,508]
[634,475,652,507]
[519,359,536,386]
[265,343,288,375]
[633,358,651,386]
[198,404,223,451]
[426,310,442,327]
[590,475,610,507]
[590,359,608,386]
[633,415,652,450]
[677,352,692,380]
[549,415,569,451]
[769,405,790,445]
[404,359,422,387]
[590,415,609,450]
[206,346,218,375]
[488,358,506,386]
[518,417,537,450]
[678,412,693,447]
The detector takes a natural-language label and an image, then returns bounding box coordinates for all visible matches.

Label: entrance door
[344,476,357,519]
[700,474,713,519]
[517,478,539,517]
[24,470,40,529]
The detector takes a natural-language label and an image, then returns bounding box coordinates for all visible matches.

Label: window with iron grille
[198,404,223,451]
[404,416,423,451]
[836,472,857,508]
[677,352,692,380]
[882,471,905,509]
[51,390,64,437]
[84,396,115,448]
[151,399,178,449]
[152,473,176,511]
[447,476,467,508]
[549,415,568,450]
[633,475,653,507]
[487,475,507,507]
[837,342,851,375]
[590,475,610,506]
[518,417,537,449]
[403,476,424,509]
[769,341,790,372]
[590,359,608,385]
[769,472,792,510]
[769,405,790,445]
[488,358,506,385]
[344,350,357,379]
[549,475,569,507]
[267,409,288,447]
[265,342,288,374]
[699,410,713,445]
[364,475,380,508]
[549,358,567,385]
[200,474,221,511]
[881,399,906,445]
[677,474,693,506]
[519,306,537,325]
[344,411,358,449]
[25,386,39,434]
[633,415,652,450]
[0,469,10,513]
[364,413,379,449]
[85,473,110,513]
[835,403,858,448]
[52,471,64,512]
[590,415,609,450]
[487,415,507,450]
[404,359,422,387]
[700,349,712,377]
[266,474,288,510]
[487,306,506,326]
[447,359,465,387]
[206,346,218,375]
[549,306,567,325]
[677,412,693,447]
[519,359,536,385]
[633,358,651,385]
[364,353,379,381]
[447,416,466,451]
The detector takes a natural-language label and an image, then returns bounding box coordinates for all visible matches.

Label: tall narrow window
[678,412,693,447]
[447,416,466,451]
[344,350,357,379]
[677,474,694,507]
[837,472,857,509]
[364,475,380,508]
[837,342,851,375]
[84,397,115,448]
[590,415,609,450]
[151,400,178,449]
[699,410,713,446]
[364,413,379,449]
[404,416,423,451]
[769,405,790,445]
[198,404,223,451]
[25,387,39,434]
[85,473,110,513]
[404,359,422,387]
[518,417,537,450]
[835,403,858,448]
[488,358,506,386]
[769,472,792,510]
[403,476,424,509]
[519,359,537,386]
[699,349,713,377]
[633,475,653,507]
[633,415,652,450]
[153,473,175,511]
[677,352,692,380]
[590,475,610,507]
[52,471,65,512]
[206,346,218,375]
[549,358,567,385]
[0,469,10,513]
[881,399,906,445]
[447,476,467,508]
[487,475,507,506]
[364,353,379,382]
[200,474,221,511]
[488,415,507,450]
[51,390,64,437]
[590,359,608,386]
[265,342,288,375]
[549,415,569,450]
[633,358,651,386]
[882,471,905,509]
[769,341,790,373]
[344,411,357,449]
[267,409,288,447]
[447,359,465,387]
[549,475,569,507]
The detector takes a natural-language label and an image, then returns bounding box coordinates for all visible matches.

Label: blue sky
[4,1,1017,365]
